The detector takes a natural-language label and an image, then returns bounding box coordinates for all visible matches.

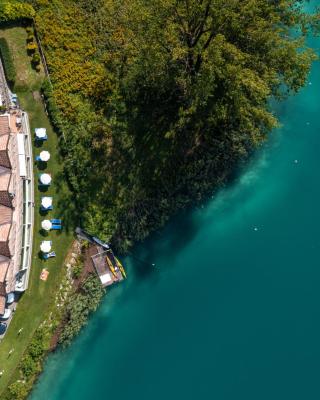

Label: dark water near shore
[31,5,320,400]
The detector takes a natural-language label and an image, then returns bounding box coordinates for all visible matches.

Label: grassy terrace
[0,27,73,393]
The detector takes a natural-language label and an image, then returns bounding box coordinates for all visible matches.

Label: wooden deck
[90,245,125,287]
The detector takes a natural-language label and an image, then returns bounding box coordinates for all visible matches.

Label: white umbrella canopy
[39,151,50,162]
[41,197,52,209]
[40,173,52,185]
[41,220,52,231]
[35,128,47,138]
[40,241,51,253]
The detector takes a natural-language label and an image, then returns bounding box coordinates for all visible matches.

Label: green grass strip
[0,37,16,88]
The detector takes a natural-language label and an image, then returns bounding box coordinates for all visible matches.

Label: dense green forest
[28,0,318,251]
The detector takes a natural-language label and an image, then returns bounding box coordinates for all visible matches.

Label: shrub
[21,355,37,378]
[41,78,64,132]
[28,334,45,359]
[31,51,40,66]
[0,38,16,88]
[72,263,82,279]
[58,274,105,346]
[7,381,29,400]
[0,3,35,23]
[26,41,37,54]
[26,32,34,43]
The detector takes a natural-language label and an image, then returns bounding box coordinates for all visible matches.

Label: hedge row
[0,38,16,88]
[0,2,35,23]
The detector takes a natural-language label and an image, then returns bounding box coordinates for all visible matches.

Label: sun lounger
[40,269,49,281]
[50,219,62,224]
[43,251,56,260]
[51,224,62,230]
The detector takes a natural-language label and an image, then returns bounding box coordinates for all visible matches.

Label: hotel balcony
[0,111,34,314]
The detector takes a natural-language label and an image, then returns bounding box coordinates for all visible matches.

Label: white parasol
[41,197,52,209]
[39,151,50,162]
[40,173,52,185]
[35,128,47,138]
[41,220,52,231]
[40,241,52,253]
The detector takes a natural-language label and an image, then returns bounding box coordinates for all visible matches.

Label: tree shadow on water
[128,209,199,281]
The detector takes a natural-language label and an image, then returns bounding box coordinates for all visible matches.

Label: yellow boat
[106,255,117,278]
[116,257,127,279]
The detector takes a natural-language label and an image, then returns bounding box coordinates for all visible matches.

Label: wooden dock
[90,245,125,287]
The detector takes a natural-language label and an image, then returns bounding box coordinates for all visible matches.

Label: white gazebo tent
[41,197,52,209]
[39,151,50,162]
[40,173,52,185]
[40,241,52,253]
[35,128,47,139]
[41,220,52,231]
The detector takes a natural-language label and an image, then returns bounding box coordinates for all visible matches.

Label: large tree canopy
[32,0,318,251]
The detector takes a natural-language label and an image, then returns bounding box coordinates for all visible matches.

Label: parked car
[0,322,7,335]
[0,309,12,320]
[6,292,14,305]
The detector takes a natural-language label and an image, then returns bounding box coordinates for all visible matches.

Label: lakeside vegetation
[0,1,34,23]
[0,0,318,397]
[0,37,16,88]
[58,273,105,347]
[30,0,318,252]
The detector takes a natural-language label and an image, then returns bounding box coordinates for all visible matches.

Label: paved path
[0,57,11,109]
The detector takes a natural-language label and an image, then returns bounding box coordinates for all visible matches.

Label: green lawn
[0,27,74,394]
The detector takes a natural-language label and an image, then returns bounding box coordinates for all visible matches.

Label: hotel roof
[0,172,10,191]
[0,133,9,150]
[0,149,11,168]
[0,296,5,315]
[0,261,9,282]
[0,115,10,136]
[0,241,10,258]
[0,281,6,314]
[0,223,10,241]
[0,281,5,297]
[0,190,12,208]
[0,205,12,225]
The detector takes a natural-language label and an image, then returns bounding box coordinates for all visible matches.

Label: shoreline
[0,1,317,398]
[1,239,107,400]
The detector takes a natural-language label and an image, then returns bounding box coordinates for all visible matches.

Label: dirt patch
[72,245,96,288]
[32,90,41,101]
[49,323,64,351]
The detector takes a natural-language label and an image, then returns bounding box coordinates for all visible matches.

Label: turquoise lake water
[30,6,320,400]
